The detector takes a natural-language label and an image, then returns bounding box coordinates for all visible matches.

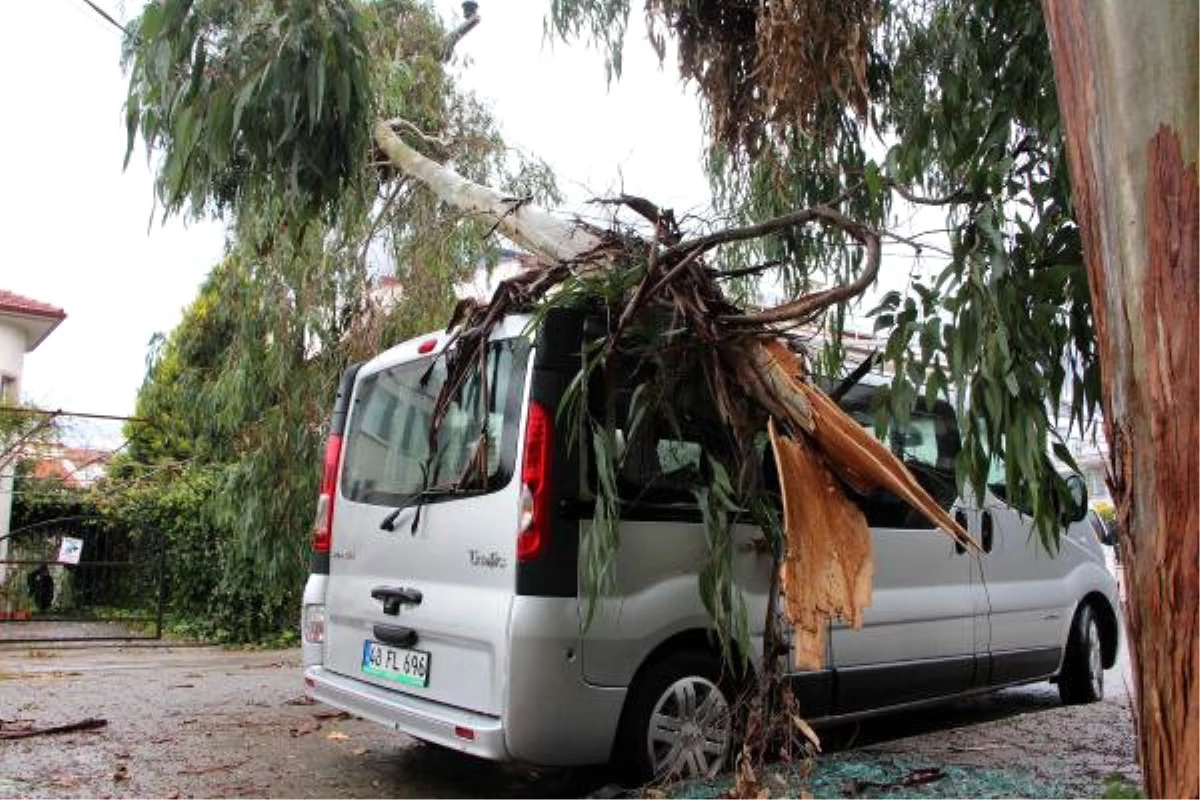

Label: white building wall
[0,322,26,591]
[0,323,25,397]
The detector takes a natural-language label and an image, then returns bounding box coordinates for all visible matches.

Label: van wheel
[618,651,734,782]
[1059,604,1104,704]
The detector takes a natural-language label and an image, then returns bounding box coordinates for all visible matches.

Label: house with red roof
[0,290,66,597]
[0,290,66,403]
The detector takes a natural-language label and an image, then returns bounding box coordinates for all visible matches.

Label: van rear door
[321,333,532,717]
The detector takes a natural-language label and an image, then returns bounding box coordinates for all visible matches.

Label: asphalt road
[0,640,1139,798]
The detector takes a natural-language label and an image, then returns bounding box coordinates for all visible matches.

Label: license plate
[361,640,431,687]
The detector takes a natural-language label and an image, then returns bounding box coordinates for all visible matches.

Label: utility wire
[76,0,129,37]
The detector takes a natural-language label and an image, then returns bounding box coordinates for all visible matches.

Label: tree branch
[440,6,481,63]
[0,718,107,740]
[383,118,453,150]
[588,194,682,244]
[704,206,882,327]
[372,120,609,264]
[886,179,985,206]
[713,259,788,281]
[358,179,409,266]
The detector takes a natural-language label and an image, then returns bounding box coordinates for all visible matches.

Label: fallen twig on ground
[178,760,248,775]
[0,717,107,740]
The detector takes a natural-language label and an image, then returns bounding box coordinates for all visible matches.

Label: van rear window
[340,339,529,506]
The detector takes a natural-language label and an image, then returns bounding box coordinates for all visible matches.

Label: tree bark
[1042,3,1198,797]
[373,121,606,263]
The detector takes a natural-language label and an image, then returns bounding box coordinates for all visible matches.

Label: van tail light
[312,434,343,553]
[517,400,553,561]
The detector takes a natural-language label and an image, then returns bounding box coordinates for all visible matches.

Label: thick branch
[373,120,607,264]
[672,205,881,326]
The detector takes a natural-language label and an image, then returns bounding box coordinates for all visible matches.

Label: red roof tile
[0,290,65,320]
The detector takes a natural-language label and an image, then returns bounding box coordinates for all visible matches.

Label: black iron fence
[0,522,166,644]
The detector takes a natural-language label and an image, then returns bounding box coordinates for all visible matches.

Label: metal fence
[0,522,166,644]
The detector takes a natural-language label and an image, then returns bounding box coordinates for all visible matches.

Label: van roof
[360,313,535,377]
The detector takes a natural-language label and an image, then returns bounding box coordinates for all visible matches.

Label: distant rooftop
[0,289,66,351]
[0,290,66,320]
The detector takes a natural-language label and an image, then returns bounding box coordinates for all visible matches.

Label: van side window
[584,364,722,509]
[615,420,706,505]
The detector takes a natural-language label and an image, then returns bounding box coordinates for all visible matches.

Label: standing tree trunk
[1042,2,1198,797]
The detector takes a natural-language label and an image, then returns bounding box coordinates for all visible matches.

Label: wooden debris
[770,420,873,670]
[0,717,107,740]
[797,377,976,552]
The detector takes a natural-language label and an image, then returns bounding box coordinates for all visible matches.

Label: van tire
[1059,604,1104,705]
[616,650,734,783]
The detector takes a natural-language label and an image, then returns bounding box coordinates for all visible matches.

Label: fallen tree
[119,0,975,783]
[373,120,978,674]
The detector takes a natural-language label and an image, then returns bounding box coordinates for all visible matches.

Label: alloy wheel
[646,675,731,779]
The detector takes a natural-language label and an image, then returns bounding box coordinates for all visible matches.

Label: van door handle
[372,623,418,648]
[982,511,994,553]
[954,510,969,555]
[371,586,423,615]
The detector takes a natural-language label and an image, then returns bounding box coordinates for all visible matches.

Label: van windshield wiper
[379,483,472,531]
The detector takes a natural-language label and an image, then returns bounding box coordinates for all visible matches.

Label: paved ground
[0,640,1139,798]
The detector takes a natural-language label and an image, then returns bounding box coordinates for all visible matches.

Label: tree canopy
[115,1,1194,794]
[551,0,1095,546]
[118,0,559,640]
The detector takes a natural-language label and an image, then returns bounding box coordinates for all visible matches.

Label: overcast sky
[0,0,714,445]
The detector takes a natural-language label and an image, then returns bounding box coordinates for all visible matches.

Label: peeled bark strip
[758,341,976,551]
[769,420,872,669]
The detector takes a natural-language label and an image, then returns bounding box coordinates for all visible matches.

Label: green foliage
[1101,773,1144,799]
[118,0,560,643]
[9,465,103,540]
[547,0,630,81]
[113,240,373,642]
[870,1,1092,548]
[550,0,1098,549]
[123,0,374,225]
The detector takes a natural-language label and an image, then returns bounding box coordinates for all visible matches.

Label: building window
[0,374,15,405]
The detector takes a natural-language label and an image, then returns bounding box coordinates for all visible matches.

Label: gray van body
[300,310,1120,768]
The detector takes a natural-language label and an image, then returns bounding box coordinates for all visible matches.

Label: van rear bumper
[304,665,509,760]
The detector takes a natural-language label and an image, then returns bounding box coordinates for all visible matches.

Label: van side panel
[504,596,627,765]
[579,516,772,687]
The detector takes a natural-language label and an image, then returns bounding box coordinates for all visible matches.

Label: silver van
[300,309,1121,780]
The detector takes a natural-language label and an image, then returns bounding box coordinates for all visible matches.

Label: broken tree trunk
[372,121,977,670]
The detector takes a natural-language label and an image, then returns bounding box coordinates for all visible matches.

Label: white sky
[0,0,226,428]
[0,0,713,440]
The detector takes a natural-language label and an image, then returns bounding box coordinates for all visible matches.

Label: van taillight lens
[312,434,343,553]
[517,401,553,561]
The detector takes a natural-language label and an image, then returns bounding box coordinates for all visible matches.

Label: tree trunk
[1042,3,1198,797]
